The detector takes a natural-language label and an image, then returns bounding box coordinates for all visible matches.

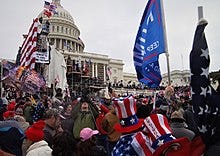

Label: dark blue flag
[133,0,166,88]
[190,19,220,146]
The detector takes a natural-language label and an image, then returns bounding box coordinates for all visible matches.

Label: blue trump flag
[133,0,167,88]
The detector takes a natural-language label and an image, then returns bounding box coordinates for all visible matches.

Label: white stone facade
[161,70,191,87]
[38,0,124,85]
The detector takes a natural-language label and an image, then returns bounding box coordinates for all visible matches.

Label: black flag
[190,19,220,146]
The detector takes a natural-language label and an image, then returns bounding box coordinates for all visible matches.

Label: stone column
[76,44,79,52]
[70,41,73,51]
[95,63,98,77]
[92,63,95,77]
[59,39,62,49]
[103,64,106,82]
[74,42,76,51]
[54,39,56,47]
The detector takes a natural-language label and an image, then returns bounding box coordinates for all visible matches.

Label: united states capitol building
[36,0,191,94]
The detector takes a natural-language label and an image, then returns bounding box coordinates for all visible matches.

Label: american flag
[131,131,154,156]
[112,134,139,156]
[44,1,50,10]
[22,70,46,88]
[190,19,220,146]
[20,18,39,70]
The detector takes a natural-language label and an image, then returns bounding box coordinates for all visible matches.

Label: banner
[35,51,50,64]
[133,0,167,88]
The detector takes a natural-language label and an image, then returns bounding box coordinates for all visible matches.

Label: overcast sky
[0,0,219,74]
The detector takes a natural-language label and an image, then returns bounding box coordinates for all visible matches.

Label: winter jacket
[0,120,24,156]
[61,114,74,133]
[26,140,52,156]
[43,124,56,148]
[183,106,199,134]
[170,122,195,141]
[72,111,96,139]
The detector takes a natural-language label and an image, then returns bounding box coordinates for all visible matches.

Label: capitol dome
[38,0,84,53]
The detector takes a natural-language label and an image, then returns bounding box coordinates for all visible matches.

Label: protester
[25,120,52,156]
[0,98,7,121]
[77,127,107,156]
[52,131,77,156]
[14,115,29,132]
[111,95,144,155]
[32,97,47,122]
[14,114,31,156]
[183,99,199,134]
[101,109,121,155]
[170,110,195,141]
[23,97,35,125]
[0,115,24,156]
[0,149,15,156]
[43,108,63,148]
[72,97,98,140]
[136,97,152,119]
[60,103,74,132]
[141,113,191,156]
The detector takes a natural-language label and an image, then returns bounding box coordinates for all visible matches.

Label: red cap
[7,101,16,111]
[3,111,15,119]
[25,120,45,142]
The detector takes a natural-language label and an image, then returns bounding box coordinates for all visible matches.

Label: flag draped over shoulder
[133,0,166,88]
[19,18,39,70]
[190,20,220,146]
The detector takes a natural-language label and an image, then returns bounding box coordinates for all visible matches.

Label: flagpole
[198,6,203,21]
[0,59,3,98]
[160,0,171,85]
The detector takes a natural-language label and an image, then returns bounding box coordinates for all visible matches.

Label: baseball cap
[80,127,99,141]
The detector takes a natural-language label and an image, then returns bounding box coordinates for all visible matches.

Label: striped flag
[20,18,39,70]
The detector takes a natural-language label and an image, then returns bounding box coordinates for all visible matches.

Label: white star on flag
[157,139,164,146]
[201,67,209,78]
[120,120,125,125]
[200,87,207,97]
[198,106,204,115]
[212,107,218,115]
[115,149,119,154]
[211,128,216,136]
[130,118,135,124]
[170,135,176,140]
[200,48,209,59]
[204,105,210,113]
[198,125,208,133]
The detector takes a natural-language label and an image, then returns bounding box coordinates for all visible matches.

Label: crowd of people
[0,85,219,156]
